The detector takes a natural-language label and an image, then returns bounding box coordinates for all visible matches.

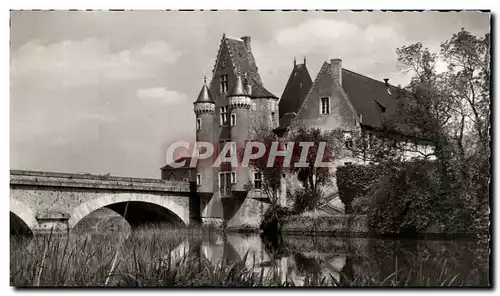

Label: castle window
[220,106,229,125]
[344,162,352,166]
[254,172,262,190]
[231,171,237,184]
[220,75,229,93]
[219,172,231,196]
[366,133,373,149]
[196,118,202,131]
[343,131,353,149]
[196,174,202,186]
[230,142,236,157]
[230,113,236,126]
[271,112,276,125]
[320,97,330,115]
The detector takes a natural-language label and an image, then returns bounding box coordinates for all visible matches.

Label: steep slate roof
[222,37,278,99]
[287,61,401,133]
[249,77,277,98]
[228,74,248,97]
[195,79,215,103]
[341,68,398,129]
[279,63,313,118]
[225,38,262,85]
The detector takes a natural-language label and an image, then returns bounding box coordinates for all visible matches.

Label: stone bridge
[10,170,196,235]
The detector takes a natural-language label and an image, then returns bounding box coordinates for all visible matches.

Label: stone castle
[161,34,432,229]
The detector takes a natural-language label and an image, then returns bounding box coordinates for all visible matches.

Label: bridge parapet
[10,170,191,193]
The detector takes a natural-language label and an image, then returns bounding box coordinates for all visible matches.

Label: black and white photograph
[9,9,491,287]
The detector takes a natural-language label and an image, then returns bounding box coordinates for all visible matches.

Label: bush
[336,160,479,235]
[259,205,293,236]
[368,161,441,235]
[292,187,323,214]
[336,164,383,214]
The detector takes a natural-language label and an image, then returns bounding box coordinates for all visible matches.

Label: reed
[10,227,466,287]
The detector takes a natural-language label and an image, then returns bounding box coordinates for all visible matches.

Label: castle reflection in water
[166,231,489,287]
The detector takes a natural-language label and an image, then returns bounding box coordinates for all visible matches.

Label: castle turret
[228,75,251,192]
[194,77,215,194]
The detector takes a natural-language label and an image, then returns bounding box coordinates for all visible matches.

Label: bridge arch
[10,199,37,235]
[68,193,189,229]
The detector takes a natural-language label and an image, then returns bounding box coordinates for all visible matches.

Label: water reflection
[186,232,489,287]
[16,228,489,287]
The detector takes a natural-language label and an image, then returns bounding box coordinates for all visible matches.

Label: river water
[166,231,489,287]
[11,228,490,287]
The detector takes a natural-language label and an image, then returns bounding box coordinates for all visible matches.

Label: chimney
[330,58,342,85]
[384,78,389,86]
[241,36,251,51]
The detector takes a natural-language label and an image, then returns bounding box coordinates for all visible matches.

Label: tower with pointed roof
[228,75,251,192]
[275,57,313,137]
[193,77,215,196]
[193,34,279,227]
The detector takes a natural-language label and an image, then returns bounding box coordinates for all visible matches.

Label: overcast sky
[10,11,490,178]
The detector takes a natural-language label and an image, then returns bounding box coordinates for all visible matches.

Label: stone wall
[225,192,269,229]
[282,214,369,235]
[295,62,357,131]
[161,167,195,182]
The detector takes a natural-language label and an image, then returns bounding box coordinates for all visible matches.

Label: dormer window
[375,100,387,113]
[320,97,330,115]
[220,75,229,93]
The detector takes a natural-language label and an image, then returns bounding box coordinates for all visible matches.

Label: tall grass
[10,226,469,287]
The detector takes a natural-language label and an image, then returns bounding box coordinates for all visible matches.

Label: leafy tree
[340,28,490,235]
[241,129,290,233]
[287,127,345,212]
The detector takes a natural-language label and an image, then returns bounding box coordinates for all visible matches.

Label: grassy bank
[10,226,482,287]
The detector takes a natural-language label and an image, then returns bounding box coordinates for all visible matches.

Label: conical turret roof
[195,77,214,103]
[228,75,248,97]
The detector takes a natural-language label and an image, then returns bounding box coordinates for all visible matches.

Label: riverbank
[10,225,489,287]
[275,214,484,239]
